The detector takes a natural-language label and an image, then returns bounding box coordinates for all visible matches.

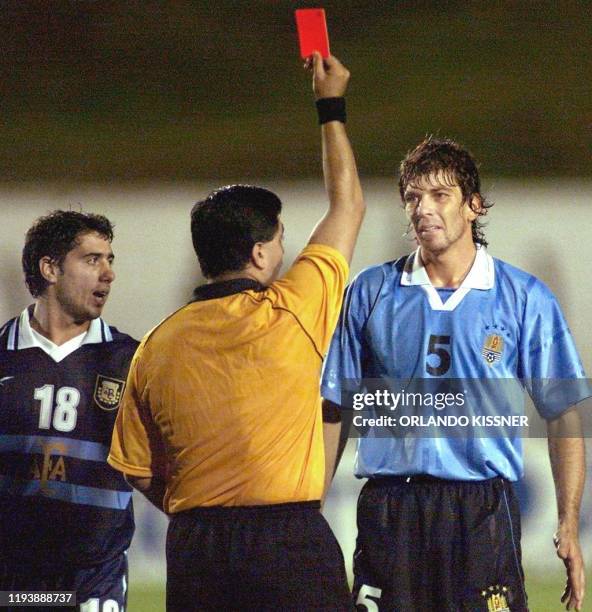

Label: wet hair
[190,184,282,279]
[398,136,494,247]
[22,209,114,297]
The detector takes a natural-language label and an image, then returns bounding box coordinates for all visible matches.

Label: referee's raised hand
[301,49,364,265]
[305,52,350,99]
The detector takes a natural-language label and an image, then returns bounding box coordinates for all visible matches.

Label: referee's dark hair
[398,136,494,247]
[191,184,282,279]
[22,210,114,298]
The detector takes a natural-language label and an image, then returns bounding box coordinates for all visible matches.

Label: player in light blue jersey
[321,137,589,611]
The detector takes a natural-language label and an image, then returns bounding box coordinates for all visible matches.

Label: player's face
[53,231,115,323]
[403,171,476,256]
[262,220,285,284]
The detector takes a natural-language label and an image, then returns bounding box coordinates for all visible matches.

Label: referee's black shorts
[166,500,352,612]
[353,476,528,612]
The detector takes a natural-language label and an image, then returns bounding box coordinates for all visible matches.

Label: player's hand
[554,527,586,610]
[304,52,350,100]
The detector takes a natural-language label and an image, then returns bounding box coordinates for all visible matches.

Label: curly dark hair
[398,136,494,247]
[22,210,114,298]
[191,184,282,279]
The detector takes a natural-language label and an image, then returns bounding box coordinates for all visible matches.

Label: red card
[295,9,330,59]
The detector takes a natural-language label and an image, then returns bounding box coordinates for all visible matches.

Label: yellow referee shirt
[108,244,348,512]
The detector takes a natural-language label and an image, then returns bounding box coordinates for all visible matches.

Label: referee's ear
[251,241,266,271]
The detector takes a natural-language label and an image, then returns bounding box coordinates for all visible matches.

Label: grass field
[126,575,590,611]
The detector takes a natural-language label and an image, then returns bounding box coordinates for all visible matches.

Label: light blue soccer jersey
[321,247,590,481]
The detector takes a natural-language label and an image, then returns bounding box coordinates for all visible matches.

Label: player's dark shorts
[353,476,528,612]
[166,500,352,612]
[0,551,128,612]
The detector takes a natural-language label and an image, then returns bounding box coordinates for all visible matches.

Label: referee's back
[110,243,348,512]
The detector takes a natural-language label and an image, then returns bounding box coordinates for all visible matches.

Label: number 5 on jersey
[426,334,451,376]
[35,384,80,432]
[356,584,382,611]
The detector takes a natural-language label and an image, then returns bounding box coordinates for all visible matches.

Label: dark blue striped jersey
[0,308,138,570]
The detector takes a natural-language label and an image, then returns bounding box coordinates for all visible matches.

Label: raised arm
[306,52,365,264]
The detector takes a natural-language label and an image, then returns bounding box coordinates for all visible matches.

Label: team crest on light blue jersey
[482,334,504,366]
[94,375,126,411]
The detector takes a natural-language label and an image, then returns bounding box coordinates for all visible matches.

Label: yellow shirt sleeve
[108,347,164,478]
[267,243,349,356]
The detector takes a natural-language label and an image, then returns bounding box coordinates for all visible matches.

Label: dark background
[1,1,590,180]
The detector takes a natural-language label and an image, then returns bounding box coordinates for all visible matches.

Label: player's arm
[322,399,351,500]
[306,52,365,264]
[547,407,586,611]
[125,475,166,513]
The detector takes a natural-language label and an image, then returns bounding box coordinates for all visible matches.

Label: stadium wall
[1,179,590,582]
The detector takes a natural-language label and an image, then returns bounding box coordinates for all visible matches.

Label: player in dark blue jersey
[322,137,589,611]
[0,211,137,612]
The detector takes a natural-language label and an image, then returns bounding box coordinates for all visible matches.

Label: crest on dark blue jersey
[481,585,510,611]
[94,375,126,411]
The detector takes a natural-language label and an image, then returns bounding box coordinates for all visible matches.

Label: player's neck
[419,241,477,289]
[31,299,91,346]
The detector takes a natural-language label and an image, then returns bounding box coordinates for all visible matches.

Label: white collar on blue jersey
[400,245,494,311]
[7,307,112,362]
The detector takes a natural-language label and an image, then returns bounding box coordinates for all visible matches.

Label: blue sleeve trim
[0,434,109,462]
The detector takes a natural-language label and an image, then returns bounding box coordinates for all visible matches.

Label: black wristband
[315,97,346,125]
